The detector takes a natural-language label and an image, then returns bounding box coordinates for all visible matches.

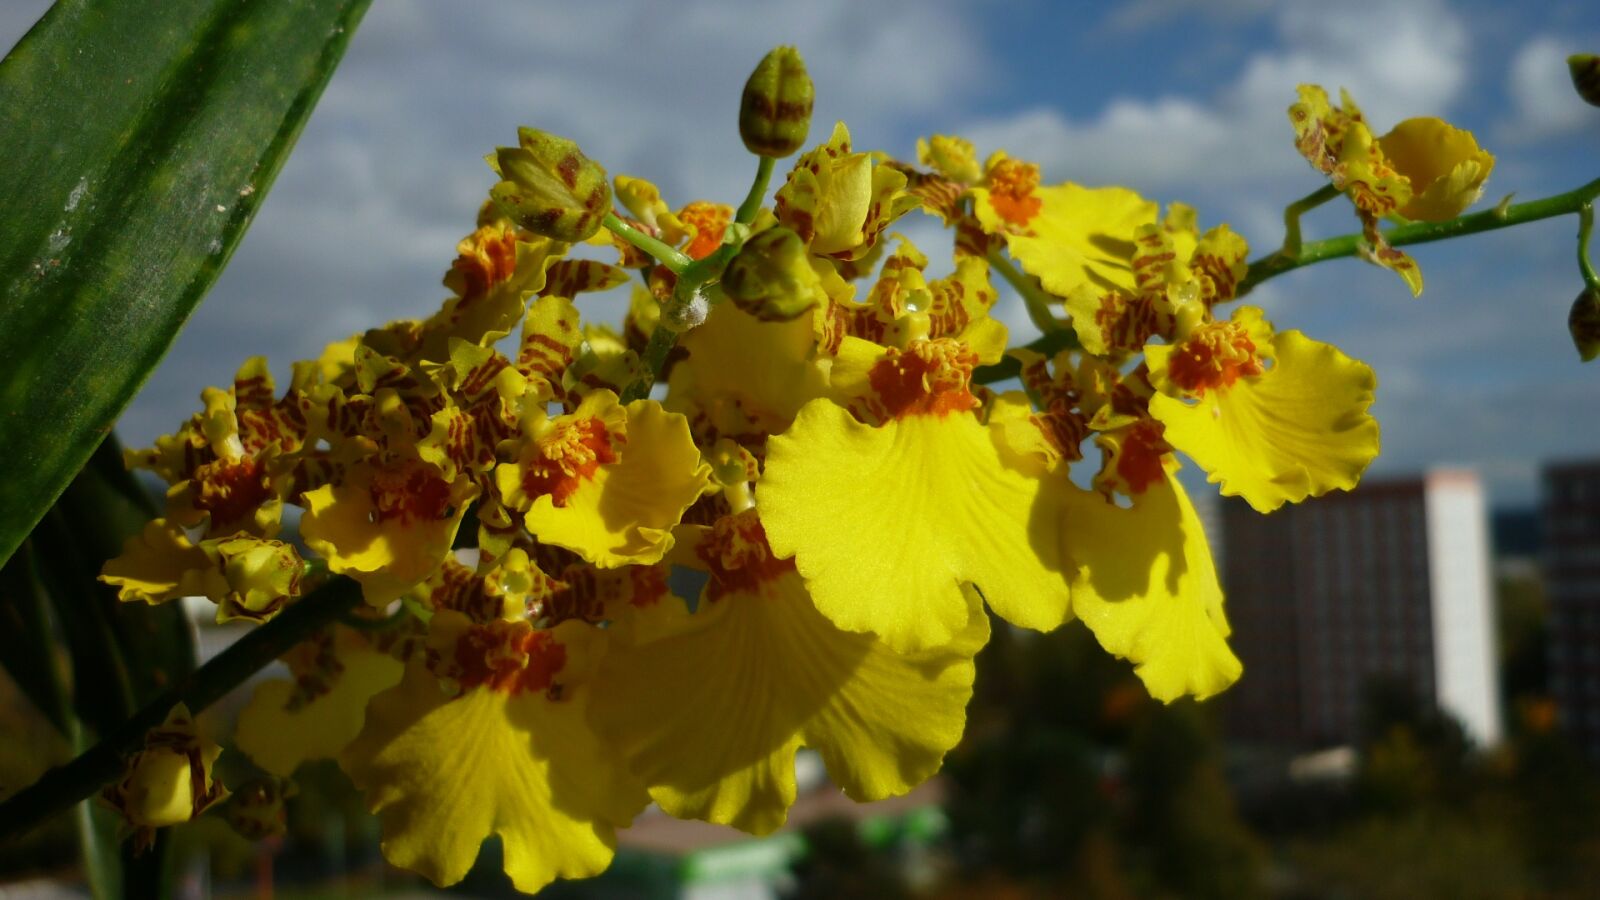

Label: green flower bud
[1570,54,1600,108]
[740,47,814,158]
[721,226,822,321]
[1571,286,1600,362]
[488,128,611,241]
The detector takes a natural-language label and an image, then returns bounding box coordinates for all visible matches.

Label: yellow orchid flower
[1145,305,1380,513]
[495,391,709,568]
[774,121,910,259]
[590,507,986,834]
[342,612,647,893]
[1289,84,1426,295]
[761,240,1070,653]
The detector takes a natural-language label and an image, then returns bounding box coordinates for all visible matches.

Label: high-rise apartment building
[1544,460,1600,757]
[1219,470,1501,749]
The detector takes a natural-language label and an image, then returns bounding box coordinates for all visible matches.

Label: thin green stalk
[736,156,776,225]
[1239,176,1600,297]
[1579,203,1599,293]
[0,576,365,839]
[1279,183,1341,256]
[622,321,682,403]
[988,249,1065,335]
[973,329,1080,384]
[603,212,693,273]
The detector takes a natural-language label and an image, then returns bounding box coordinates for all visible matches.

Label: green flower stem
[0,576,364,840]
[1579,203,1600,293]
[1239,176,1600,297]
[603,212,693,274]
[621,155,782,402]
[989,249,1066,335]
[973,329,1081,385]
[1279,183,1341,257]
[736,155,776,225]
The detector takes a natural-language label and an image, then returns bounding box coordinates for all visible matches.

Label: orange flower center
[698,509,796,602]
[867,338,981,420]
[1114,418,1171,496]
[449,620,567,696]
[522,417,618,507]
[369,462,454,525]
[195,457,271,530]
[987,158,1042,229]
[1165,322,1264,396]
[679,201,733,261]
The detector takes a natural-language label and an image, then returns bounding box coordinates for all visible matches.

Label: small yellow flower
[1376,117,1495,221]
[774,121,910,259]
[495,391,709,568]
[1146,305,1380,512]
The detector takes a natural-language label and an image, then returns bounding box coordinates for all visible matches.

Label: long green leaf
[0,0,372,568]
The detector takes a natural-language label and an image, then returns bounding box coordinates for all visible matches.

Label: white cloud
[1501,35,1596,141]
[962,0,1469,204]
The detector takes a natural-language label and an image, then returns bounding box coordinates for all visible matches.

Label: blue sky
[4,0,1598,506]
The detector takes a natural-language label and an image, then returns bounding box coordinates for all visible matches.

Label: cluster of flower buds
[100,46,1521,893]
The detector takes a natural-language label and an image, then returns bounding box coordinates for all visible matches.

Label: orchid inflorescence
[87,46,1599,892]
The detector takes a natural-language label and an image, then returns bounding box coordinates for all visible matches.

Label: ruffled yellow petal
[668,298,830,434]
[1377,116,1495,222]
[976,183,1157,296]
[759,399,1070,653]
[1059,473,1240,701]
[101,519,228,606]
[235,629,404,777]
[591,513,984,833]
[300,461,475,604]
[1149,321,1379,513]
[342,631,645,892]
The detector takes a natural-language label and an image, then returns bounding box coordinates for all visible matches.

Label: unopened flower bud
[214,537,304,623]
[721,227,822,321]
[1570,54,1600,108]
[101,705,226,849]
[740,47,813,158]
[488,128,610,242]
[1571,286,1600,362]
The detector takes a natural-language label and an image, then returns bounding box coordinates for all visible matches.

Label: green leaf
[0,0,372,569]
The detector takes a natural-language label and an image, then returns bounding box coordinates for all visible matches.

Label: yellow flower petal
[760,399,1070,653]
[668,298,830,434]
[591,512,985,833]
[976,183,1157,296]
[1149,318,1379,513]
[1377,116,1495,222]
[101,519,228,606]
[342,625,645,893]
[236,628,405,777]
[300,461,475,604]
[1060,473,1241,701]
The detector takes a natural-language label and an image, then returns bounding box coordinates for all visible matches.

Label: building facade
[1545,460,1600,758]
[1219,470,1501,749]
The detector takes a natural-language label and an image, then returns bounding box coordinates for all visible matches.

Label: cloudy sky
[5,0,1598,506]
